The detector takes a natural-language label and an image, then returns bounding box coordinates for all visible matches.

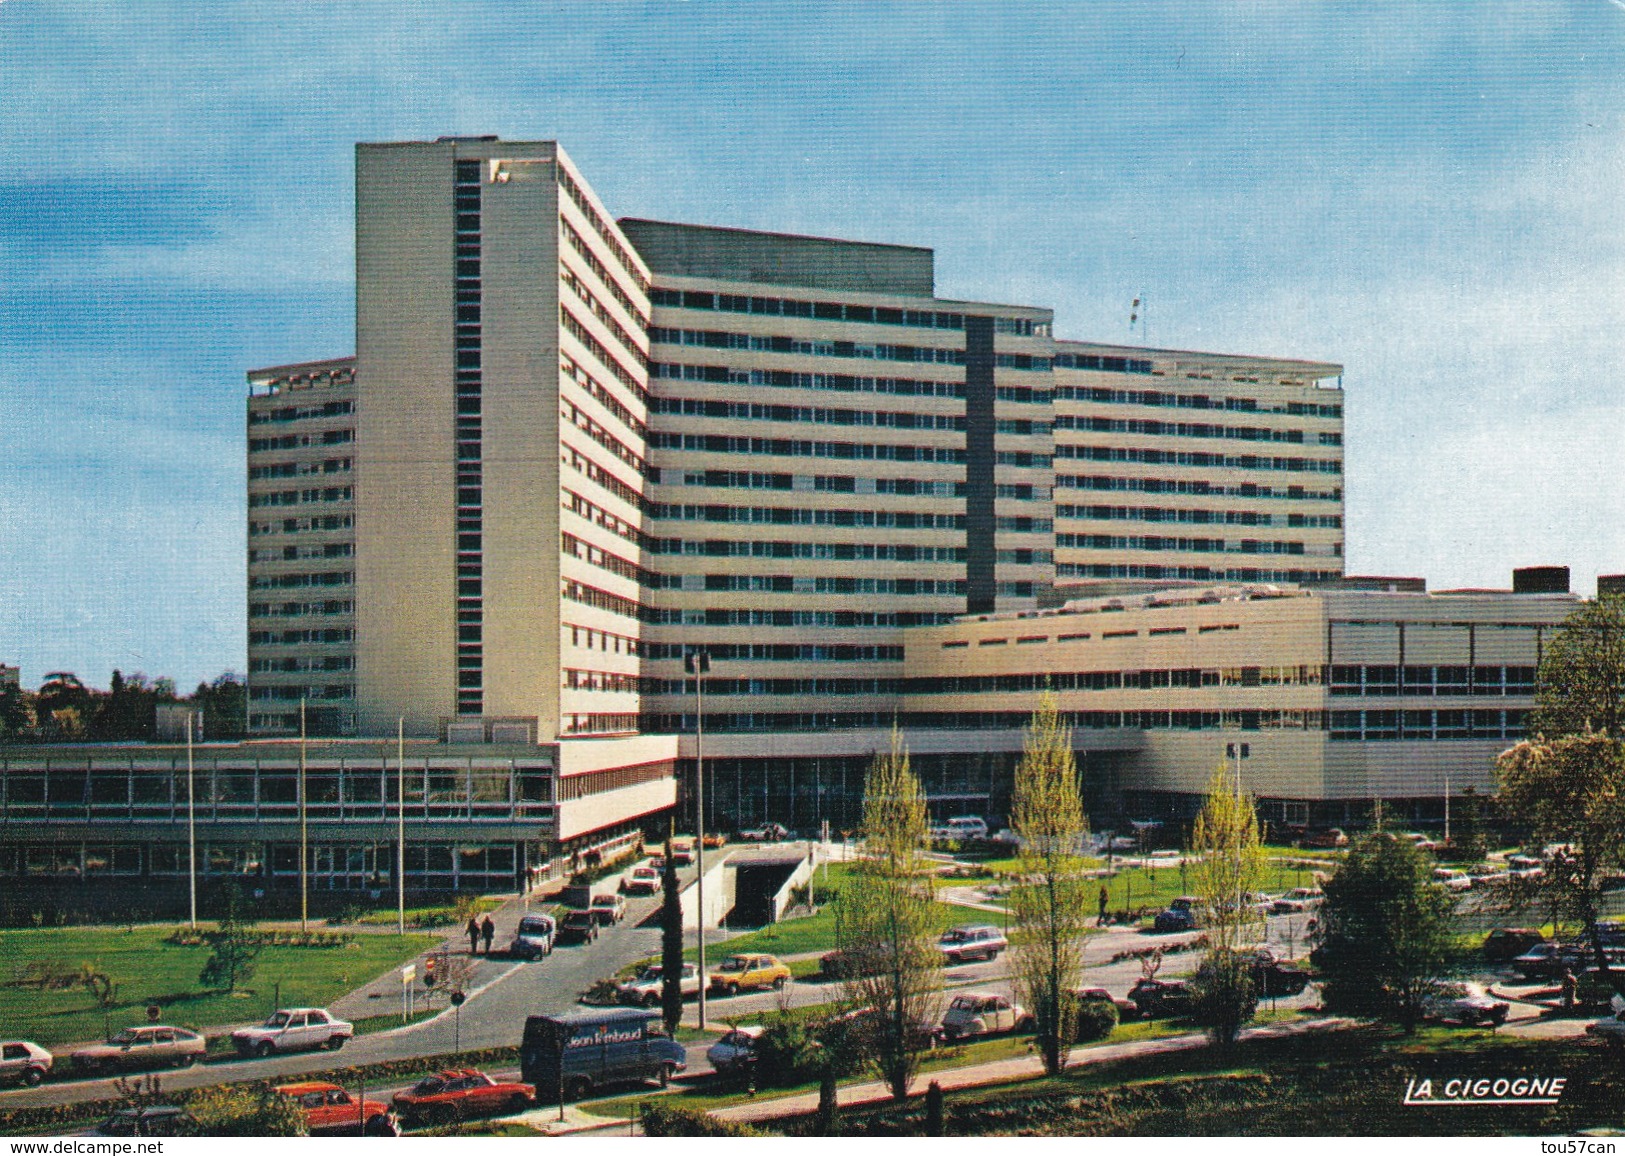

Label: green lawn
[0,926,436,1046]
[353,897,503,928]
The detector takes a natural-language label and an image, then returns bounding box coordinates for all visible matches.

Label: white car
[1433,868,1473,892]
[621,866,661,895]
[1421,982,1510,1027]
[617,962,702,1007]
[706,1025,764,1075]
[232,1007,353,1057]
[938,925,1008,964]
[0,1040,52,1087]
[941,992,1030,1041]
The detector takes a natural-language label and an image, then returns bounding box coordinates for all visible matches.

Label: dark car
[1483,928,1547,963]
[1512,942,1588,980]
[1153,898,1198,933]
[99,1106,196,1137]
[1252,959,1312,997]
[1129,978,1195,1019]
[555,909,600,945]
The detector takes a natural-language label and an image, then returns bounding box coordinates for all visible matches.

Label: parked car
[1483,927,1547,963]
[938,925,1008,964]
[1154,899,1199,932]
[820,945,884,981]
[392,1068,536,1127]
[555,909,600,945]
[589,893,628,926]
[72,1026,206,1074]
[1421,982,1510,1027]
[1511,942,1588,980]
[945,816,990,841]
[1270,888,1325,914]
[508,913,557,959]
[668,840,695,867]
[276,1081,397,1136]
[1583,997,1625,1047]
[1433,868,1473,892]
[1401,832,1440,852]
[97,1106,196,1137]
[1245,951,1312,997]
[521,1010,686,1100]
[829,1005,938,1050]
[1302,828,1349,849]
[706,1025,764,1076]
[738,823,789,843]
[232,1007,353,1058]
[701,833,727,849]
[1128,978,1196,1019]
[617,962,702,1007]
[620,866,661,896]
[940,992,1030,1041]
[0,1040,52,1087]
[708,953,791,995]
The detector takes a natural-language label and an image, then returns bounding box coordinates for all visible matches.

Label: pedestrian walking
[465,916,481,956]
[480,914,495,955]
[1098,884,1109,927]
[1562,966,1577,1012]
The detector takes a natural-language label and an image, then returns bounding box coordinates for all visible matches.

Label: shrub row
[164,927,355,948]
[640,1102,760,1137]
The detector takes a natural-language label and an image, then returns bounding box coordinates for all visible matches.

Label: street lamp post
[397,717,406,936]
[685,648,711,1032]
[186,711,197,929]
[1225,741,1251,932]
[299,698,308,934]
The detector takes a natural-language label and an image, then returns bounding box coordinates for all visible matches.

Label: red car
[392,1068,536,1127]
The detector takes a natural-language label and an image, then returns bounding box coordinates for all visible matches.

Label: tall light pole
[685,648,710,1031]
[186,710,197,929]
[397,717,406,936]
[299,698,308,934]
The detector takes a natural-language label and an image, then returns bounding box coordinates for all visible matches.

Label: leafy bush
[752,1016,827,1087]
[1189,949,1258,1047]
[186,1085,306,1137]
[1073,997,1119,1042]
[640,1102,760,1136]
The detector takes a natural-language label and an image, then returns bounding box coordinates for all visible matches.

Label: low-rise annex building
[898,578,1578,827]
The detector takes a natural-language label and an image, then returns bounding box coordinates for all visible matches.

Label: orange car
[276,1081,397,1136]
[392,1068,536,1127]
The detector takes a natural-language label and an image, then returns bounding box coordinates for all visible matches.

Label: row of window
[248,458,351,480]
[651,395,965,431]
[250,655,354,673]
[649,326,971,366]
[648,539,974,562]
[640,642,904,662]
[1055,534,1319,557]
[648,504,1048,533]
[650,287,1038,334]
[1051,353,1153,374]
[651,431,1049,469]
[1330,709,1528,742]
[560,305,649,408]
[1056,474,1342,503]
[564,398,649,477]
[1056,385,1342,418]
[249,628,355,646]
[562,668,641,693]
[1054,563,1343,583]
[248,399,354,425]
[248,600,354,618]
[1328,665,1537,697]
[0,843,523,884]
[250,543,353,563]
[249,514,354,537]
[248,486,353,508]
[694,574,972,595]
[1054,414,1341,446]
[248,429,353,452]
[249,570,354,590]
[250,684,354,701]
[1056,445,1342,474]
[659,471,1041,502]
[560,713,642,736]
[652,608,960,628]
[652,363,1047,405]
[1055,505,1341,529]
[561,354,647,441]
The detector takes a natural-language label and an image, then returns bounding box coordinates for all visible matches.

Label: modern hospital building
[0,138,1584,902]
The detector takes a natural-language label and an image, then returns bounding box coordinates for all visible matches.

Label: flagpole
[299,698,308,934]
[187,712,197,929]
[397,717,406,936]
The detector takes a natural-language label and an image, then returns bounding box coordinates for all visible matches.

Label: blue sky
[2,1,1622,691]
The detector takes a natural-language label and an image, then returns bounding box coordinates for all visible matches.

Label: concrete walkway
[712,1015,1359,1126]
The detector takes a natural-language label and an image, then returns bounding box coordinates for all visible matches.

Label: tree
[1531,595,1625,738]
[192,673,248,741]
[199,883,261,993]
[1007,693,1090,1075]
[1187,765,1267,1045]
[835,727,941,1100]
[1498,734,1625,984]
[1449,786,1488,862]
[1312,834,1458,1032]
[660,815,686,1034]
[1190,764,1266,952]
